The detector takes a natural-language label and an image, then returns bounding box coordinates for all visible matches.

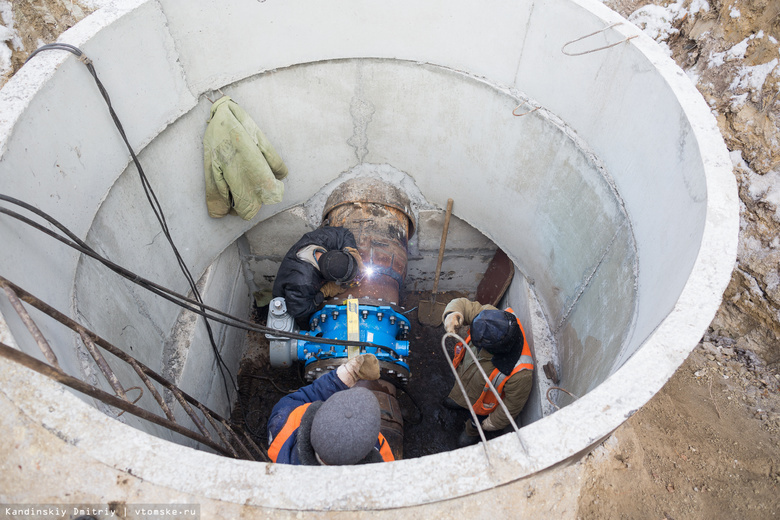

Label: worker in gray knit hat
[267,354,395,465]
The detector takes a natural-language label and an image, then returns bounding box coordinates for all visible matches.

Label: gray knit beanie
[310,387,380,465]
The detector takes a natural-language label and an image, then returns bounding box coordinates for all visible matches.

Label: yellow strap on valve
[346,298,360,359]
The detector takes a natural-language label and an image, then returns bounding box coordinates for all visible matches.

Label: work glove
[344,247,365,275]
[319,281,342,299]
[481,414,500,432]
[444,311,464,333]
[336,353,380,387]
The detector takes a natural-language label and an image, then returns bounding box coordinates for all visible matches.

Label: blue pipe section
[296,303,410,372]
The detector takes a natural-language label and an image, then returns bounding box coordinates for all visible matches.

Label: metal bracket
[562,22,638,56]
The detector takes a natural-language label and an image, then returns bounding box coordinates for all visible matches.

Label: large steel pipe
[322,178,416,306]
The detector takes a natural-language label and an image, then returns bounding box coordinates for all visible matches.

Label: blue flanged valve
[298,302,411,385]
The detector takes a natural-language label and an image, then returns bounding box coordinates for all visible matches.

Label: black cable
[26,44,236,405]
[0,196,401,355]
[19,44,416,442]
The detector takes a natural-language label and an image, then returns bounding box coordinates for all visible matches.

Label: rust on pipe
[0,341,233,457]
[2,285,59,367]
[323,178,415,305]
[79,330,127,400]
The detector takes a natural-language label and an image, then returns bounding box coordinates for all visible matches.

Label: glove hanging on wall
[203,96,289,220]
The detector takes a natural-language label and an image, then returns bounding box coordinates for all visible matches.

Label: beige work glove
[336,354,380,387]
[319,281,342,299]
[481,414,500,432]
[444,311,464,333]
[344,247,365,275]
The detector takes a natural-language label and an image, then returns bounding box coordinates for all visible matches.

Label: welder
[272,225,364,321]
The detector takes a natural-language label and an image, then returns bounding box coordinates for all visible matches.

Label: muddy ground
[233,291,475,460]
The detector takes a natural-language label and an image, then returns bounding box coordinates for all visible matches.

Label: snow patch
[730,7,741,18]
[0,0,20,79]
[728,58,779,92]
[734,151,780,221]
[628,0,710,55]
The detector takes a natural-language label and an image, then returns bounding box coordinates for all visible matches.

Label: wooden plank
[475,248,514,307]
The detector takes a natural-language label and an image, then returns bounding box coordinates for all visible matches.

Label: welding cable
[0,196,401,358]
[25,43,236,403]
[393,381,423,425]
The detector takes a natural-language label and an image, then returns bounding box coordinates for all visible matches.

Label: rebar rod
[171,388,212,440]
[0,277,230,425]
[127,358,176,422]
[220,419,260,461]
[442,332,528,456]
[2,285,59,367]
[197,404,241,459]
[79,330,127,400]
[237,426,270,462]
[0,341,232,457]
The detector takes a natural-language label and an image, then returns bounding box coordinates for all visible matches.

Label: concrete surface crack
[347,66,376,163]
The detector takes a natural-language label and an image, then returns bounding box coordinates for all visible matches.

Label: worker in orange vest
[442,298,534,447]
[267,353,395,465]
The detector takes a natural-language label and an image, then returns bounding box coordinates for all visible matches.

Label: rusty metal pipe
[323,178,415,305]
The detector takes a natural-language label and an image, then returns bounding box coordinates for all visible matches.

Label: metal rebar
[220,419,260,461]
[79,330,127,400]
[0,277,230,424]
[171,388,212,440]
[2,285,59,367]
[127,358,176,422]
[197,404,239,458]
[442,331,528,456]
[0,341,232,457]
[236,426,270,462]
[440,335,492,464]
[546,386,579,410]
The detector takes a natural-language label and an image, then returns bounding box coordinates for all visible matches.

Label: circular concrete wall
[0,0,737,514]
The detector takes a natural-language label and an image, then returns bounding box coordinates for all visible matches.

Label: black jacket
[272,226,357,319]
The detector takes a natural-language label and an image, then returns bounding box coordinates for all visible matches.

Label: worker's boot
[457,419,481,447]
[441,396,462,410]
[457,428,480,447]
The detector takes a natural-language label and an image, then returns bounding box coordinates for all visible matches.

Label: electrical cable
[25,43,235,405]
[17,44,410,446]
[0,197,401,354]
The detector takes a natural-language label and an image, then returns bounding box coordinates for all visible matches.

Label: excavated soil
[3,0,779,518]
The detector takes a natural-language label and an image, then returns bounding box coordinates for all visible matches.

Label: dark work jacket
[272,226,357,319]
[266,370,388,465]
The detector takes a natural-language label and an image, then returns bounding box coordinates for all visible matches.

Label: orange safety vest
[268,402,395,463]
[451,307,534,415]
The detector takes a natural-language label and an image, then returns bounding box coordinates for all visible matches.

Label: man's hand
[481,414,500,432]
[344,247,365,275]
[336,354,380,387]
[444,311,464,333]
[319,281,342,298]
